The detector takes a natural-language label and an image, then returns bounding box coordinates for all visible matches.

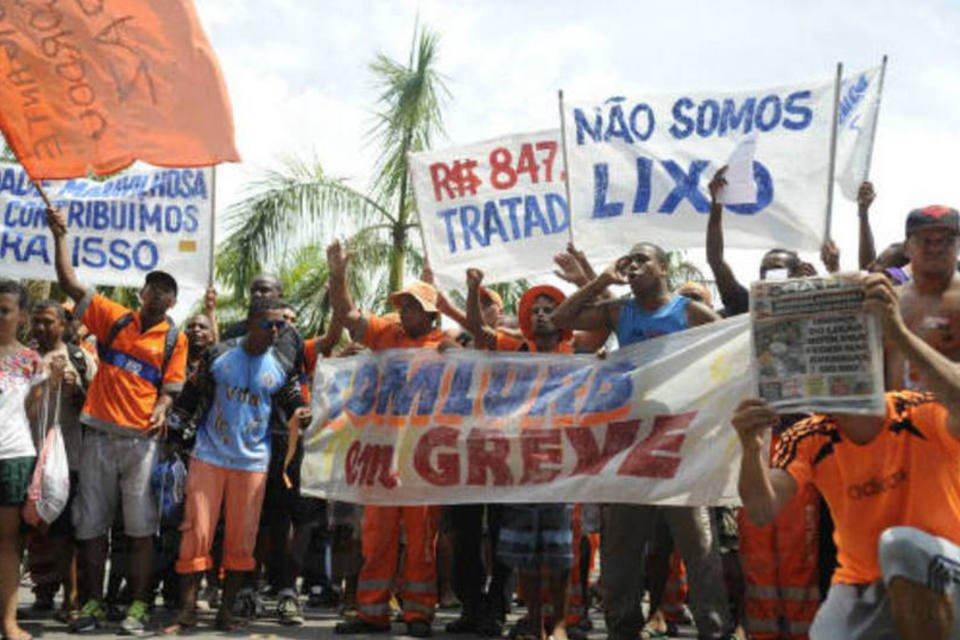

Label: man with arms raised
[733,272,960,639]
[552,242,730,640]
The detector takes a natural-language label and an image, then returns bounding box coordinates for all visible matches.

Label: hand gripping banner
[301,315,752,506]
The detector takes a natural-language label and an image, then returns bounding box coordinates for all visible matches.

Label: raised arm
[551,264,624,333]
[731,398,799,526]
[45,208,86,302]
[203,286,220,344]
[857,181,877,270]
[421,262,471,331]
[554,243,614,303]
[316,309,344,358]
[865,273,960,436]
[465,268,497,351]
[326,240,366,341]
[706,168,746,309]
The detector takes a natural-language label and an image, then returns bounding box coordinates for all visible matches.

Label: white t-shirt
[0,346,46,460]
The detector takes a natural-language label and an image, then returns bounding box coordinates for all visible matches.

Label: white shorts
[72,428,159,539]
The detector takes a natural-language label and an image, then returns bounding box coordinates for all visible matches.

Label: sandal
[1,629,32,640]
[639,628,669,639]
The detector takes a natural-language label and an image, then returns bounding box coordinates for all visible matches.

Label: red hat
[518,285,573,343]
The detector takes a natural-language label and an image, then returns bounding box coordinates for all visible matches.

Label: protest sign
[0,0,239,179]
[751,274,885,415]
[301,315,752,506]
[409,130,569,289]
[562,67,883,266]
[0,162,212,289]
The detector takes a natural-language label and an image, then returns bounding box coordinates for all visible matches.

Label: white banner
[562,67,882,267]
[0,162,212,289]
[409,130,569,289]
[301,315,752,506]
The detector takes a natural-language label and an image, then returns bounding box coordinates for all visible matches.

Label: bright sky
[195,0,960,301]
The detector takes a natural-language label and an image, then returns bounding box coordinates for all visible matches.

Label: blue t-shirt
[615,294,690,347]
[192,342,293,472]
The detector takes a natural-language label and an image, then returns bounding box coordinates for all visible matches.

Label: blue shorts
[497,503,573,570]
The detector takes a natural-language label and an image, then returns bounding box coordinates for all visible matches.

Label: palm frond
[368,26,449,208]
[216,158,391,298]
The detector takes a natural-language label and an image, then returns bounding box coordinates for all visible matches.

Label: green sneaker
[69,599,106,633]
[119,600,150,636]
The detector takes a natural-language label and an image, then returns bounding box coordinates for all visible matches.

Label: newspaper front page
[750,274,885,415]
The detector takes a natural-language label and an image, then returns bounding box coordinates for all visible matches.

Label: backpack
[98,312,179,390]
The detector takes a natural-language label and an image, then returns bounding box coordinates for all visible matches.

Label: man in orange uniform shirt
[327,240,455,638]
[733,273,960,640]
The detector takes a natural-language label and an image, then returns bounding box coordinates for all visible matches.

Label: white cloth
[0,347,46,460]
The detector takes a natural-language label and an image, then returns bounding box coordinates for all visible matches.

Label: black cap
[145,270,178,296]
[905,205,960,237]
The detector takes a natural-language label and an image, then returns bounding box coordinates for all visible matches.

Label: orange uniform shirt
[494,329,573,354]
[773,391,960,584]
[77,291,188,435]
[361,314,447,351]
[304,337,319,378]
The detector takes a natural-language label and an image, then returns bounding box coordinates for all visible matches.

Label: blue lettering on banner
[667,92,812,140]
[592,164,624,219]
[55,168,209,201]
[783,90,813,130]
[436,193,569,254]
[838,76,868,131]
[577,90,813,146]
[590,157,775,216]
[632,158,652,213]
[659,160,711,213]
[669,98,695,139]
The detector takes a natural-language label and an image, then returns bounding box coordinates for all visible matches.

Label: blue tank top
[615,295,690,347]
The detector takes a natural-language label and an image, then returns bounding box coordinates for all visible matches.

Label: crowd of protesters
[0,174,958,640]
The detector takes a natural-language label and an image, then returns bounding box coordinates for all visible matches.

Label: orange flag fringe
[0,0,240,179]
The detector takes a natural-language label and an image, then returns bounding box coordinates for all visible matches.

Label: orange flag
[0,0,240,179]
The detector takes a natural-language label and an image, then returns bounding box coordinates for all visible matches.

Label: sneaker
[69,599,106,633]
[119,599,150,635]
[233,587,264,619]
[277,592,305,626]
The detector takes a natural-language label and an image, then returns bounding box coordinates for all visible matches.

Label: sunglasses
[258,319,287,331]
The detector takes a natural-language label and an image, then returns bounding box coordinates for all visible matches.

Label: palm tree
[216,24,448,314]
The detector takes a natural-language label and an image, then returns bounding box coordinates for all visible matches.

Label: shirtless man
[886,205,960,390]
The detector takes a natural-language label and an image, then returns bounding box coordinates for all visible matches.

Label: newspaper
[750,274,886,415]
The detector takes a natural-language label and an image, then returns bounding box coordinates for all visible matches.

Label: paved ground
[13,586,701,639]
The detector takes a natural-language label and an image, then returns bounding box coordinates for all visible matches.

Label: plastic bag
[151,452,187,524]
[23,382,70,526]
